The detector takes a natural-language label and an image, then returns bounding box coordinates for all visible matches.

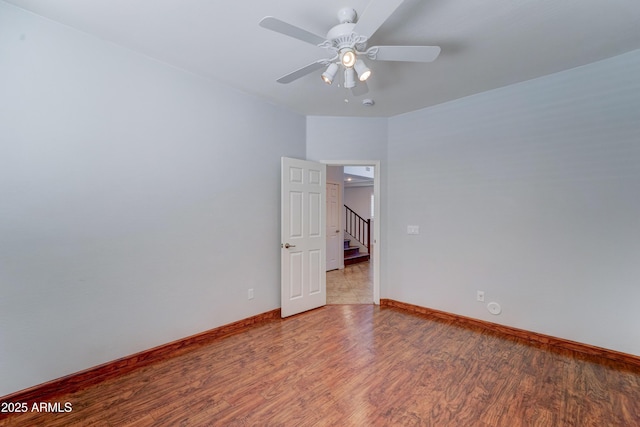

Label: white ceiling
[5,0,640,117]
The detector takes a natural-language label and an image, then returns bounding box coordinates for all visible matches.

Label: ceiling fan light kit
[321,63,339,84]
[259,1,440,96]
[354,59,371,81]
[340,48,357,68]
[344,68,356,89]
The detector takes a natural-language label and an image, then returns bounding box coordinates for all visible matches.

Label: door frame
[325,181,342,272]
[321,160,381,305]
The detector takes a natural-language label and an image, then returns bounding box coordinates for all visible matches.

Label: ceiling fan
[259,0,441,93]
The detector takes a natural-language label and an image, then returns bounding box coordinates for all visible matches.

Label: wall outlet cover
[407,225,420,235]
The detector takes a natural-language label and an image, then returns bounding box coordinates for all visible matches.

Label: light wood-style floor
[326,260,372,304]
[2,304,639,426]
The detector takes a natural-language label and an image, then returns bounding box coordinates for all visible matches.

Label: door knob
[283,243,296,249]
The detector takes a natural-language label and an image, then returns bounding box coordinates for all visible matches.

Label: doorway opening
[323,160,380,305]
[327,259,373,304]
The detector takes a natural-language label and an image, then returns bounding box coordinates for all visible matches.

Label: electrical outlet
[476,290,485,302]
[407,225,420,235]
[248,289,254,300]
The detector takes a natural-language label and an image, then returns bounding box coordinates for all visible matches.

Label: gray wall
[387,49,640,356]
[306,117,388,163]
[0,3,305,396]
[345,186,374,221]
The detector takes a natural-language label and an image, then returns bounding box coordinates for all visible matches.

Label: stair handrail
[344,204,370,252]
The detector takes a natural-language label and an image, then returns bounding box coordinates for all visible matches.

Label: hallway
[326,260,373,304]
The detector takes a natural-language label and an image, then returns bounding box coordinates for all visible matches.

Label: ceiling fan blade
[351,81,369,97]
[353,0,405,39]
[367,45,441,62]
[259,16,326,46]
[276,61,327,84]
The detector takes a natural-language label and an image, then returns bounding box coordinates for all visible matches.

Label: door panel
[281,157,326,318]
[290,192,303,237]
[309,192,321,237]
[288,251,303,299]
[309,249,322,294]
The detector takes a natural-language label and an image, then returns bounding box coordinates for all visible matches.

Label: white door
[281,157,326,318]
[326,182,341,271]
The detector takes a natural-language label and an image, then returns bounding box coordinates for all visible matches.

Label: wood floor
[326,260,372,304]
[2,304,639,426]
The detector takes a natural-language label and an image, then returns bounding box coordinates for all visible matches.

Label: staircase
[344,238,369,266]
[344,204,371,266]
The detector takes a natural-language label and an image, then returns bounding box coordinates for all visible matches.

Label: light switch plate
[407,225,420,235]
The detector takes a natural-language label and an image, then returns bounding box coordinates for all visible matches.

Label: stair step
[344,252,370,266]
[344,247,360,257]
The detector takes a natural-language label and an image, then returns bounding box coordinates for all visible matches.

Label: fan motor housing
[326,23,368,52]
[326,23,356,44]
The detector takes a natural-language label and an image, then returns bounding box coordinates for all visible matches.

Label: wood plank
[0,309,281,407]
[2,304,639,426]
[381,298,640,369]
